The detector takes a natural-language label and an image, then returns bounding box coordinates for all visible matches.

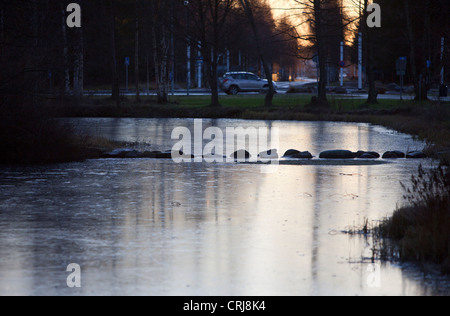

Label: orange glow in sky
[269,0,362,43]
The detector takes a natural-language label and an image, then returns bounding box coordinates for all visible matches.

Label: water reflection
[0,119,447,296]
[70,118,425,156]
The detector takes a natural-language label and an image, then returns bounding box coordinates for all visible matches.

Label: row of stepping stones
[101,148,427,160]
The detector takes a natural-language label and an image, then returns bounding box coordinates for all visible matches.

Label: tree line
[290,0,449,105]
[0,0,300,108]
[0,0,449,110]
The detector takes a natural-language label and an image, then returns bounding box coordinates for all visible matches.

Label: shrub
[377,165,450,273]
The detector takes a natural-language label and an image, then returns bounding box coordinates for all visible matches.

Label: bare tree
[135,0,140,102]
[238,0,276,107]
[404,0,434,101]
[151,0,170,104]
[185,0,236,107]
[109,0,120,108]
[293,0,342,106]
[362,0,377,104]
[73,26,84,98]
[61,1,71,96]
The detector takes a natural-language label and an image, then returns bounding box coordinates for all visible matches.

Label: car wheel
[229,85,239,95]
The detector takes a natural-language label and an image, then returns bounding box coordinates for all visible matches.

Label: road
[84,80,450,102]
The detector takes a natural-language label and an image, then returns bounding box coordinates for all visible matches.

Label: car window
[247,74,259,81]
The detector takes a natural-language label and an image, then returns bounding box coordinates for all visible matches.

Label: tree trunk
[404,0,423,101]
[135,0,140,102]
[61,2,70,96]
[32,0,39,107]
[78,26,84,97]
[314,0,328,106]
[239,0,275,107]
[421,0,432,100]
[74,27,84,98]
[0,7,4,43]
[364,0,378,104]
[151,0,168,104]
[109,0,120,108]
[209,1,221,107]
[210,48,220,107]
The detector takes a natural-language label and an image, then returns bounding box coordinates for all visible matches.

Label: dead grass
[375,165,450,274]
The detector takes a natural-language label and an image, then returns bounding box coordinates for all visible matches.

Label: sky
[270,0,304,22]
[269,0,362,42]
[270,0,362,20]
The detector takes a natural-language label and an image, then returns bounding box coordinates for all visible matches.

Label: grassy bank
[374,165,450,274]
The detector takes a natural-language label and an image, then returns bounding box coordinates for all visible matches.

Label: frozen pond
[0,119,447,296]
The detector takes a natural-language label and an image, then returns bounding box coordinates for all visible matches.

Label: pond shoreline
[46,96,449,165]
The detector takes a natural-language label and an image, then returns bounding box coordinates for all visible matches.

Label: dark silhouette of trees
[293,0,347,106]
[134,0,140,102]
[109,0,120,107]
[1,0,448,109]
[151,0,171,104]
[361,0,378,104]
[239,0,276,107]
[353,0,450,101]
[182,0,236,107]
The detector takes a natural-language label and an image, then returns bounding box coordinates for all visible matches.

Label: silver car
[220,72,277,95]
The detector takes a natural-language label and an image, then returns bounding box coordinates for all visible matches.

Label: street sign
[396,57,407,71]
[124,57,130,91]
[339,60,345,68]
[396,57,407,76]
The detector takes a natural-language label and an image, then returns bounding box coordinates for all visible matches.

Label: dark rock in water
[356,151,380,159]
[142,150,194,159]
[101,148,142,159]
[258,149,279,159]
[155,150,183,159]
[382,151,405,159]
[319,150,356,159]
[283,149,301,157]
[231,150,251,160]
[406,151,427,159]
[141,151,160,158]
[156,151,173,159]
[282,149,313,159]
[101,149,194,160]
[359,153,379,159]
